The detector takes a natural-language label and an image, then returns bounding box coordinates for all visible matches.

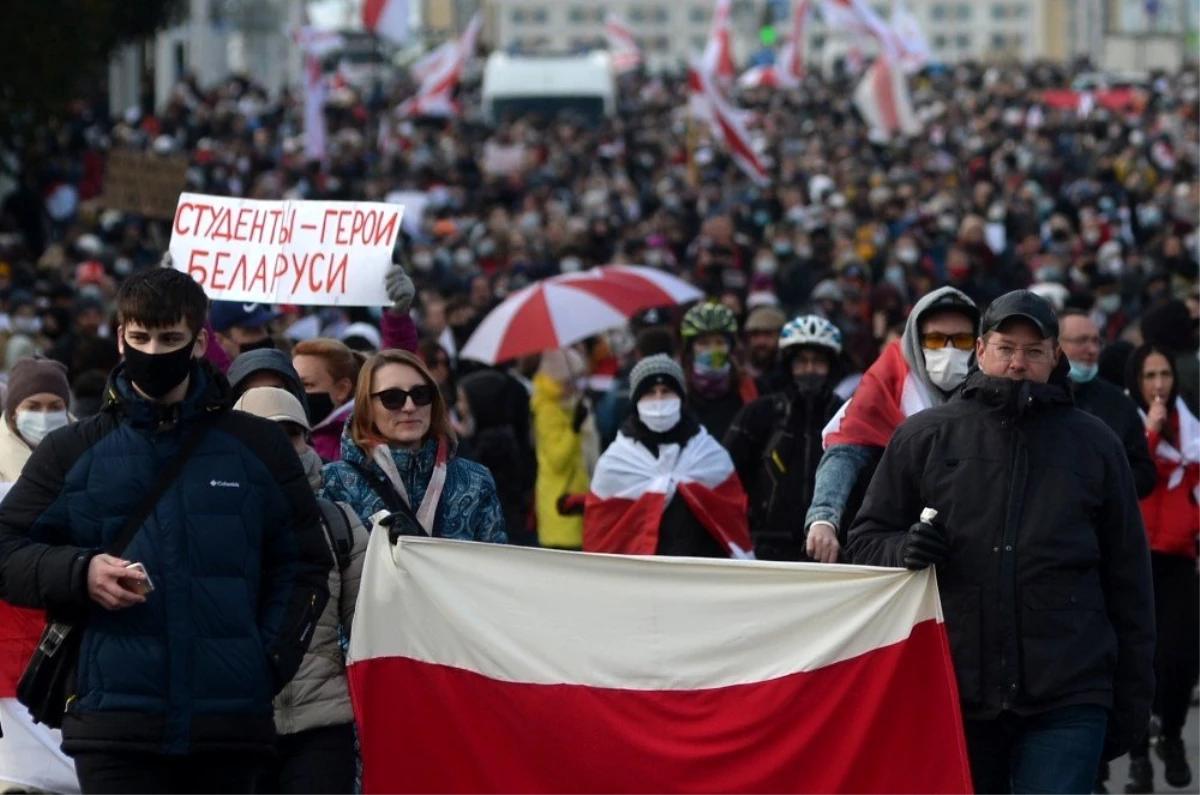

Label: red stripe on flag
[362,0,388,29]
[583,492,666,554]
[677,474,752,555]
[874,58,900,133]
[348,618,971,793]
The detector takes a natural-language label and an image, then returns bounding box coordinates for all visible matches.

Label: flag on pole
[346,537,973,793]
[821,0,898,56]
[397,13,481,118]
[694,61,771,185]
[703,0,737,82]
[890,0,931,72]
[409,41,457,84]
[605,12,643,73]
[853,54,921,139]
[362,0,410,45]
[776,0,812,86]
[291,26,344,162]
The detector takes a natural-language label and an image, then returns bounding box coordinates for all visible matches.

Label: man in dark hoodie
[804,286,979,562]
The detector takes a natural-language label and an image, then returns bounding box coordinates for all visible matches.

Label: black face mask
[794,374,827,398]
[306,392,335,426]
[124,339,196,399]
[239,337,275,354]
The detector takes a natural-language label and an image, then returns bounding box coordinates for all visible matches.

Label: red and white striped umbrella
[459,266,701,364]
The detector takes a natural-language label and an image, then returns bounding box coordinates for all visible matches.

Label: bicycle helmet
[680,302,738,341]
[778,315,843,356]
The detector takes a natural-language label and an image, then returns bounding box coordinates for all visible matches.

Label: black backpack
[317,498,354,572]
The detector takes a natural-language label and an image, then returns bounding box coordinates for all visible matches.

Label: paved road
[1106,707,1200,794]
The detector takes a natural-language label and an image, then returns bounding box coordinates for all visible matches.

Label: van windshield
[491,96,606,126]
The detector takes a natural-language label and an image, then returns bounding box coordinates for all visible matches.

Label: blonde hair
[350,349,455,454]
[293,338,364,393]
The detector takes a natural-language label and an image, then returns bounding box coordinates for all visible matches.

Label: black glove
[571,400,589,434]
[902,520,950,570]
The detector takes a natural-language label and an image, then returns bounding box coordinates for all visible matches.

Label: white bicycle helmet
[779,315,843,356]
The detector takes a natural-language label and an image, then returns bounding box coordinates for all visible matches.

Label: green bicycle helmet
[680,302,739,341]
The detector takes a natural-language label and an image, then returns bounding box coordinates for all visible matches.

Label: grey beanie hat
[629,354,686,404]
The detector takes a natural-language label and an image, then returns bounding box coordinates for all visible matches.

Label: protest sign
[103,150,189,220]
[169,194,404,306]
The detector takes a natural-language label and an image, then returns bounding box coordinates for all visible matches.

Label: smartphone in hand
[120,562,155,596]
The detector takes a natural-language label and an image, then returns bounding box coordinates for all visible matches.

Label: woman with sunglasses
[319,350,507,543]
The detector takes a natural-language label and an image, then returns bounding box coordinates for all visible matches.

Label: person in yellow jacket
[532,348,591,549]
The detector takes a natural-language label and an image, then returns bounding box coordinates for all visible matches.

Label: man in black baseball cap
[848,287,1155,792]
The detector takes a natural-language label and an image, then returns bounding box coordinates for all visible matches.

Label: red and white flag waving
[890,0,931,72]
[823,340,932,448]
[703,0,737,82]
[362,0,409,45]
[346,537,972,793]
[409,40,457,84]
[853,54,921,139]
[821,0,897,57]
[584,428,753,558]
[0,603,78,793]
[693,61,771,185]
[398,13,481,118]
[776,0,812,86]
[292,26,344,162]
[605,12,642,73]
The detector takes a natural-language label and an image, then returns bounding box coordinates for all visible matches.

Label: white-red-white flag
[702,0,737,82]
[398,13,481,118]
[584,428,753,558]
[346,537,973,793]
[822,0,898,57]
[890,0,931,72]
[738,64,784,89]
[853,54,921,139]
[822,339,932,448]
[409,41,456,84]
[776,0,812,86]
[604,12,643,73]
[362,0,410,45]
[303,54,329,160]
[0,604,78,793]
[694,62,770,185]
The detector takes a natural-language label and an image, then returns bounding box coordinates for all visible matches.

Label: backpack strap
[317,498,353,572]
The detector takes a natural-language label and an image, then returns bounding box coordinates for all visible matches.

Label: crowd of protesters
[0,48,1196,795]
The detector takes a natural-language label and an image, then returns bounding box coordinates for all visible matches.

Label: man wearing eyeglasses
[848,290,1155,794]
[1059,309,1157,500]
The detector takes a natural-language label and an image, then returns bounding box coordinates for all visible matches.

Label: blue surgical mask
[1068,360,1099,384]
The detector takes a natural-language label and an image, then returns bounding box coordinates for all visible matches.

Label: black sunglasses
[372,385,435,411]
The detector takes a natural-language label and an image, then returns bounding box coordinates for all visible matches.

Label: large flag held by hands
[346,537,972,793]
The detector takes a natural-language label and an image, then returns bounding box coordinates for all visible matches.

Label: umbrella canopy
[459,266,702,365]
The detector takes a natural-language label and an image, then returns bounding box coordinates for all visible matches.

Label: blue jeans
[804,443,878,530]
[964,705,1109,794]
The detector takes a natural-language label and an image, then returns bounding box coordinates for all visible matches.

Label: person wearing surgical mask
[583,355,750,559]
[1057,310,1157,501]
[0,357,72,481]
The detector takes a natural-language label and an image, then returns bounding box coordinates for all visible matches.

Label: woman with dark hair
[320,349,506,543]
[1122,343,1200,794]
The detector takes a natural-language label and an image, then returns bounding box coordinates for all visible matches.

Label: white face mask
[637,396,681,434]
[923,348,972,393]
[16,410,68,446]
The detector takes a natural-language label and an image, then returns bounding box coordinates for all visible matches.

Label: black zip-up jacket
[1070,376,1157,499]
[846,370,1155,761]
[724,387,843,560]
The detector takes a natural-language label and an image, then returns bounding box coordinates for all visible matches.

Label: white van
[481,52,616,126]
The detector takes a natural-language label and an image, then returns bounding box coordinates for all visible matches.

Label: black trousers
[259,723,356,795]
[1152,552,1200,739]
[74,750,268,794]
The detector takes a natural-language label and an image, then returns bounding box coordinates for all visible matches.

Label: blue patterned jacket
[320,430,507,544]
